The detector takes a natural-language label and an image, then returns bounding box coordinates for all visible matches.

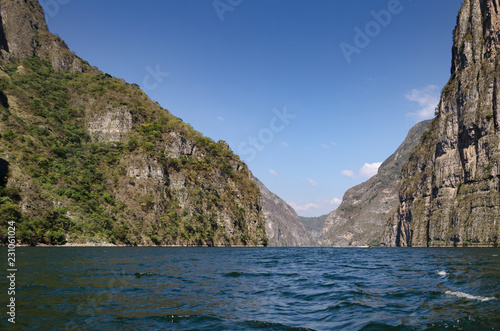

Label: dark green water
[0,247,499,330]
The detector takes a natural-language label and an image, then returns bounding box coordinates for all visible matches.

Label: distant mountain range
[254,176,316,246]
[298,215,326,242]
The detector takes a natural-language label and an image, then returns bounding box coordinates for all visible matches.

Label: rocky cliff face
[383,0,500,247]
[322,120,430,247]
[0,0,268,246]
[253,176,316,246]
[298,215,327,243]
[0,0,84,72]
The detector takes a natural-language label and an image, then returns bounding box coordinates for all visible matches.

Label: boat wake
[445,291,497,302]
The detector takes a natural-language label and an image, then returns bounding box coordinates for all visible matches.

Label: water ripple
[1,247,499,330]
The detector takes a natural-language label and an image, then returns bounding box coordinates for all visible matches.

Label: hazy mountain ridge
[253,176,317,246]
[383,0,500,247]
[298,215,327,242]
[322,120,431,246]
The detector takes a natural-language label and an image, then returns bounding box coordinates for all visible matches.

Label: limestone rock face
[164,132,199,158]
[87,107,133,142]
[252,176,316,246]
[383,0,500,247]
[322,120,430,247]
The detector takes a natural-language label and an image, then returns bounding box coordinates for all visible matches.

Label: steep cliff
[383,0,500,247]
[253,176,316,246]
[0,0,267,246]
[298,215,327,242]
[0,0,84,72]
[322,120,430,247]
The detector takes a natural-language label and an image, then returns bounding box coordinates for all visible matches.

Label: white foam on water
[437,270,448,277]
[445,291,497,302]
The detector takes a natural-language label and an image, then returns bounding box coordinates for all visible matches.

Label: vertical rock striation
[383,0,500,247]
[322,120,430,246]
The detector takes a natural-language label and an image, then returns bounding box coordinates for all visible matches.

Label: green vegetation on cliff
[0,56,266,246]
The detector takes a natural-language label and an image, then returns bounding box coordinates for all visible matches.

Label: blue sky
[40,0,463,217]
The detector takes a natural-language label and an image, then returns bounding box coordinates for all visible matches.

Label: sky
[39,0,464,217]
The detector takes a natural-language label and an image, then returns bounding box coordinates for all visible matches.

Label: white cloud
[269,169,278,176]
[288,197,342,215]
[341,170,356,178]
[288,201,319,212]
[406,85,440,120]
[322,141,336,149]
[342,162,382,179]
[307,178,318,187]
[359,162,382,178]
[217,116,224,121]
[330,197,342,206]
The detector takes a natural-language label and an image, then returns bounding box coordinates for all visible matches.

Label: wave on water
[9,247,500,331]
[134,272,160,278]
[445,291,497,302]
